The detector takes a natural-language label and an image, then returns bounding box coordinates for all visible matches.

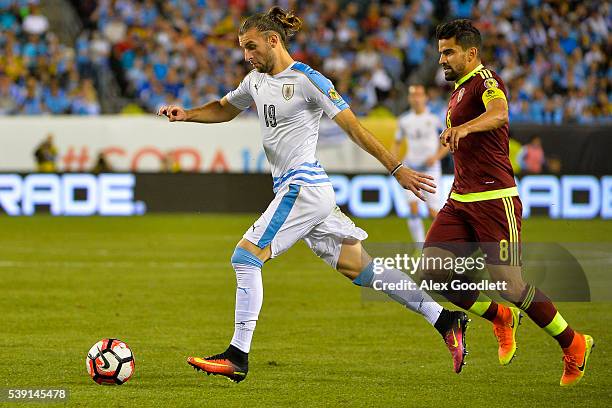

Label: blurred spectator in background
[0,73,18,114]
[91,151,112,174]
[19,76,44,115]
[22,3,49,35]
[0,0,101,115]
[162,151,181,173]
[44,78,71,114]
[34,133,58,172]
[518,136,546,175]
[71,78,101,115]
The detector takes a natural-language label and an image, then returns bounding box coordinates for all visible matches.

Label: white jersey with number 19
[224,61,366,263]
[226,61,348,193]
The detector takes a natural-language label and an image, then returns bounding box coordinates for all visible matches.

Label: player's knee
[231,247,264,269]
[232,238,270,265]
[418,255,448,282]
[487,264,526,302]
[418,264,450,282]
[497,277,527,303]
[419,247,456,282]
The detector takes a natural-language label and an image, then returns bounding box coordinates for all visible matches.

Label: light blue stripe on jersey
[291,62,349,111]
[283,177,330,185]
[257,184,301,248]
[274,176,330,194]
[272,161,330,193]
[272,161,322,181]
[273,169,326,190]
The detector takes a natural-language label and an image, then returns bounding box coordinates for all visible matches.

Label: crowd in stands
[468,0,611,124]
[2,0,610,124]
[0,0,101,115]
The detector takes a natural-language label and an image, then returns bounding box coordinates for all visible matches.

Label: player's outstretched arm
[390,139,403,161]
[440,98,508,152]
[157,96,242,124]
[334,109,436,201]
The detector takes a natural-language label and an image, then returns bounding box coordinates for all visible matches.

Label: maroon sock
[437,272,480,310]
[481,301,499,322]
[435,273,500,322]
[513,285,575,348]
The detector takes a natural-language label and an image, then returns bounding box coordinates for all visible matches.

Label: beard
[254,47,275,73]
[442,62,465,81]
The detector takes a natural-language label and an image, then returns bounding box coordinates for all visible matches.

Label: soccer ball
[86,339,135,385]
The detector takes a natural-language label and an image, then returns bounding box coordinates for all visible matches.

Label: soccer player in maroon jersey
[420,19,594,386]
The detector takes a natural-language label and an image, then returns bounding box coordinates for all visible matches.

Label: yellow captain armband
[482,87,507,107]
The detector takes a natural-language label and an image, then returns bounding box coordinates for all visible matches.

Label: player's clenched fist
[440,125,469,153]
[157,105,187,122]
[394,166,436,201]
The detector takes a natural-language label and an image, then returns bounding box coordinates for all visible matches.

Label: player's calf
[344,242,469,373]
[190,244,265,383]
[487,264,527,304]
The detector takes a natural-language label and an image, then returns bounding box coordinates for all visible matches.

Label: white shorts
[244,184,368,268]
[405,165,443,212]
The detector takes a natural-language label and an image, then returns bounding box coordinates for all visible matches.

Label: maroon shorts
[424,196,522,265]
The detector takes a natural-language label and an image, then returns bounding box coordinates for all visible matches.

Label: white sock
[354,262,443,326]
[407,217,425,244]
[230,249,264,353]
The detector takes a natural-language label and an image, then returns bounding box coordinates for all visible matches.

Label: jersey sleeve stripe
[291,62,329,96]
[291,62,349,112]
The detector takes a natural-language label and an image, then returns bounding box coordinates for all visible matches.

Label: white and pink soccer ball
[86,339,135,385]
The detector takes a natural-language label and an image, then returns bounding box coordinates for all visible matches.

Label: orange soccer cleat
[187,345,249,383]
[493,305,522,365]
[560,333,594,387]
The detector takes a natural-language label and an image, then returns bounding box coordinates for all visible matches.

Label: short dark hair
[435,19,482,50]
[239,6,302,47]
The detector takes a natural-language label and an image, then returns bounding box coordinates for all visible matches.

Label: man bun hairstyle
[435,19,482,51]
[240,6,302,47]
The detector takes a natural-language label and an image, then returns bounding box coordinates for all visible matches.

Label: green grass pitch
[1,215,611,407]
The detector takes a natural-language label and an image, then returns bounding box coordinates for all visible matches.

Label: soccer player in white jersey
[393,85,449,245]
[158,7,469,382]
